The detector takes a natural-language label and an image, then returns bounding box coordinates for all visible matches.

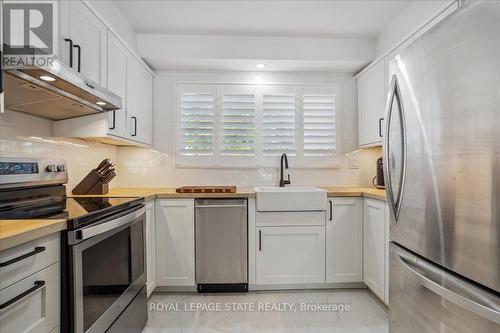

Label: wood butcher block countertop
[0,219,67,251]
[322,187,387,201]
[71,187,386,201]
[71,187,257,199]
[0,186,384,251]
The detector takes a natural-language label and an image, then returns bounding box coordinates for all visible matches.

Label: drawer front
[256,211,326,227]
[0,262,60,333]
[0,233,60,290]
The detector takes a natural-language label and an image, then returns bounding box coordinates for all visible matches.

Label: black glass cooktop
[0,186,143,228]
[64,197,143,229]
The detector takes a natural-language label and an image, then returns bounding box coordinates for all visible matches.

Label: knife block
[86,182,109,195]
[72,169,109,195]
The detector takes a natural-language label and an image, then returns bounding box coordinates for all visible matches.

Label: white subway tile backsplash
[1,110,382,190]
[1,136,119,193]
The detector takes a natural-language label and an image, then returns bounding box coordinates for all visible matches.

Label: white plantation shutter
[222,93,256,156]
[262,93,296,156]
[179,92,215,155]
[303,94,336,156]
[177,83,340,167]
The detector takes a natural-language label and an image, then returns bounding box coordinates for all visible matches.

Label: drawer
[256,211,326,227]
[0,262,60,333]
[0,233,60,290]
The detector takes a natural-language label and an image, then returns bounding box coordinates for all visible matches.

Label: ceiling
[114,0,410,38]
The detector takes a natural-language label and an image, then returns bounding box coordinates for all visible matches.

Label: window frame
[175,83,342,169]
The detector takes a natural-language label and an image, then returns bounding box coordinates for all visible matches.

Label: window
[176,84,340,168]
[221,90,256,156]
[303,94,336,156]
[179,88,215,156]
[262,92,296,156]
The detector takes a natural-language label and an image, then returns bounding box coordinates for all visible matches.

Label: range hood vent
[4,61,122,120]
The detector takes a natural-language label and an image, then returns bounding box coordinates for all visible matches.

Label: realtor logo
[3,1,54,55]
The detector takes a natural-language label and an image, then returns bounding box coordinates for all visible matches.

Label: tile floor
[143,289,388,333]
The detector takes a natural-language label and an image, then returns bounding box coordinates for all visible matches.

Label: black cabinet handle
[109,111,116,130]
[64,38,73,68]
[131,116,137,136]
[329,200,333,221]
[0,247,45,267]
[73,44,81,72]
[259,230,262,251]
[0,281,45,310]
[378,117,384,137]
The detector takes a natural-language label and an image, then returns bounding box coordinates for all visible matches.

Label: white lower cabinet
[326,197,363,283]
[156,199,195,287]
[145,200,156,296]
[363,198,389,303]
[0,233,60,333]
[0,233,60,290]
[256,226,325,285]
[0,262,60,333]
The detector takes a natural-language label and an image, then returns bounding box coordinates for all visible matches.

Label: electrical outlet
[159,154,167,165]
[349,158,359,169]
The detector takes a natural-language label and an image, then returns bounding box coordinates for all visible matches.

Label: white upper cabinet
[106,32,129,139]
[127,56,153,145]
[67,0,107,85]
[357,59,386,147]
[326,197,363,283]
[53,0,154,146]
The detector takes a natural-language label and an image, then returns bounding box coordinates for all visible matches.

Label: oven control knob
[46,164,57,172]
[57,164,66,172]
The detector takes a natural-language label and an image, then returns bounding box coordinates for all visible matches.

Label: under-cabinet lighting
[39,75,56,82]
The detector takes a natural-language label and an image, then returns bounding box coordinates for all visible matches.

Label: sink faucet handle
[285,174,291,185]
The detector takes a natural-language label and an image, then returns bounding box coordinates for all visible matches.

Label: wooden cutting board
[175,186,237,193]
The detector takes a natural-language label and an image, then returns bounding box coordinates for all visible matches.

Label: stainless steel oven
[67,205,147,333]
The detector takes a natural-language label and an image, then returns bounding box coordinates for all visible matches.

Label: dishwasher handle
[195,199,247,208]
[196,204,246,208]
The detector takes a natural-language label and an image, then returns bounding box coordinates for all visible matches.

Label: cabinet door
[357,60,386,147]
[69,0,107,85]
[156,199,195,286]
[145,200,156,296]
[256,226,325,285]
[106,32,129,139]
[364,198,387,301]
[0,263,59,333]
[326,197,363,283]
[127,56,153,145]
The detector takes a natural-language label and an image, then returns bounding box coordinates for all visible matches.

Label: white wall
[137,34,375,72]
[85,0,137,51]
[0,110,120,193]
[375,0,455,56]
[115,71,382,188]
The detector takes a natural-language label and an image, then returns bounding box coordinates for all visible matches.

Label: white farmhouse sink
[254,187,327,212]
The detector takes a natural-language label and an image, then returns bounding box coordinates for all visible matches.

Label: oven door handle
[77,206,146,240]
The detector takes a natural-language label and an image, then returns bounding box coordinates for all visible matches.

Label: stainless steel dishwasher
[195,198,248,293]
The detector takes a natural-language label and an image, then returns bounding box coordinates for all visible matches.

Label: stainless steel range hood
[3,60,122,120]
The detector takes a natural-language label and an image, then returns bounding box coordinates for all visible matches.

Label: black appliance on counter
[373,157,385,189]
[0,157,147,333]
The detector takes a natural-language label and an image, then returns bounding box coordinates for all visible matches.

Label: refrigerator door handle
[383,74,407,221]
[395,247,500,325]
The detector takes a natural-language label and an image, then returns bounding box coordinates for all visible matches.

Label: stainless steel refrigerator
[383,1,500,332]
